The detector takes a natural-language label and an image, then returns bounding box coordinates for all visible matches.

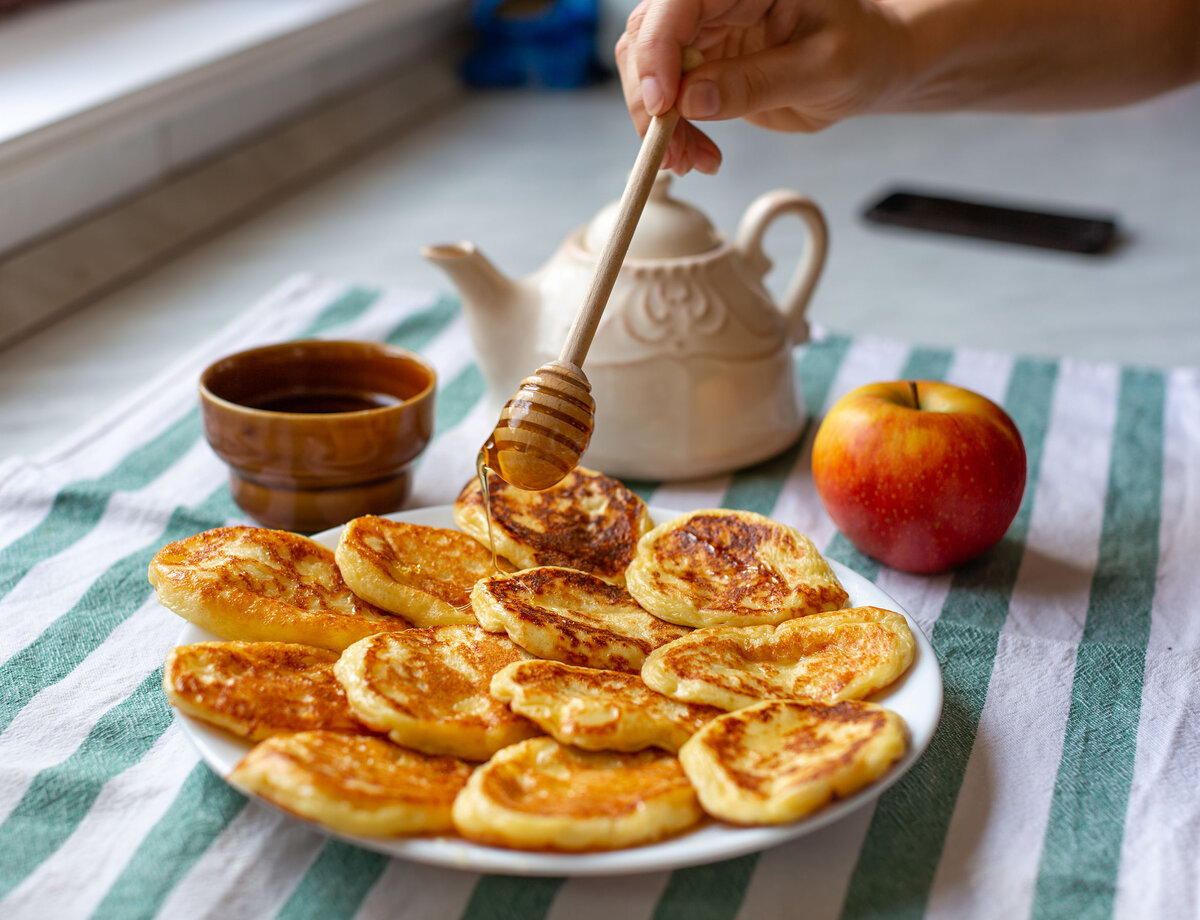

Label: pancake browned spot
[164,640,371,741]
[491,659,722,753]
[626,509,848,627]
[453,466,652,584]
[471,566,689,672]
[230,731,474,837]
[336,515,511,627]
[333,625,542,761]
[641,606,915,710]
[451,737,703,850]
[679,699,907,825]
[148,525,409,650]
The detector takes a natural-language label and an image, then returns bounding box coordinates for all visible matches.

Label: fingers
[678,44,820,123]
[620,0,708,115]
[673,5,904,128]
[618,14,724,174]
[662,119,723,174]
[616,29,652,136]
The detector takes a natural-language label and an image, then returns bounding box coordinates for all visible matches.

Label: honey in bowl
[251,390,405,414]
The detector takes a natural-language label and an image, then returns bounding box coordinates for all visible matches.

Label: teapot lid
[582,173,722,259]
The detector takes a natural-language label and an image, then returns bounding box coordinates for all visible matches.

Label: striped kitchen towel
[0,274,1196,920]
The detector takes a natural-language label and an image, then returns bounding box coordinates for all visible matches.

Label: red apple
[811,380,1026,574]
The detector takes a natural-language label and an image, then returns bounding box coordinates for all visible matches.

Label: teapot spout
[421,241,516,311]
[420,241,533,404]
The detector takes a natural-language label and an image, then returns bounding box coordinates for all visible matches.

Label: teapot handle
[735,191,828,345]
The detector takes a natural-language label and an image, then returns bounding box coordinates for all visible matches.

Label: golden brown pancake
[335,515,511,627]
[470,566,689,672]
[641,606,915,710]
[333,625,541,761]
[453,466,652,584]
[625,509,848,628]
[451,737,702,850]
[148,526,408,650]
[679,700,907,825]
[229,731,474,837]
[163,641,370,741]
[491,659,721,753]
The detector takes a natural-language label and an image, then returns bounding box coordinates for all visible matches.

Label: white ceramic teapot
[422,173,828,480]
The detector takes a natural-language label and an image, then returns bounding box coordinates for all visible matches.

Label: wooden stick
[557,110,679,368]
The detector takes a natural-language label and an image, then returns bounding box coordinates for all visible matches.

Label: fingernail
[681,80,719,118]
[641,76,665,116]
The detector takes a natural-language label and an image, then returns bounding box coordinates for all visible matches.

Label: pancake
[229,731,473,837]
[163,640,369,741]
[453,466,652,584]
[335,515,511,627]
[333,625,541,761]
[148,526,408,650]
[451,737,702,850]
[679,700,907,825]
[470,566,689,672]
[491,659,722,753]
[625,509,848,628]
[641,607,915,710]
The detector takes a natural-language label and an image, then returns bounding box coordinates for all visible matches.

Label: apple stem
[909,380,921,410]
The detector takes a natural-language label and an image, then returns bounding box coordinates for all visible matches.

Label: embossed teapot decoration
[423,174,828,480]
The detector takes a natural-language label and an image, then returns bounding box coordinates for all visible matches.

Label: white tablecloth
[1,274,1197,920]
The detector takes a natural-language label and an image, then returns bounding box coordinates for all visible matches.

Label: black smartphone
[862,188,1119,254]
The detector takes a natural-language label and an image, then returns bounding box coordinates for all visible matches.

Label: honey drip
[476,447,503,574]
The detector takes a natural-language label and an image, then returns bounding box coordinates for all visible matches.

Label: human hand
[615,0,912,174]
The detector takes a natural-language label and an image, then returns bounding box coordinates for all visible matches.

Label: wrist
[864,1,925,113]
[876,0,975,112]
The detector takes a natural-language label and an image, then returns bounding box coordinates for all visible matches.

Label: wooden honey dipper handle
[557,47,704,369]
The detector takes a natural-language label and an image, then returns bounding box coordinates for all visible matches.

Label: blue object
[462,0,603,89]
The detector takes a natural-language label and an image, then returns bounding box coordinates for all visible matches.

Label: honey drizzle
[476,446,504,575]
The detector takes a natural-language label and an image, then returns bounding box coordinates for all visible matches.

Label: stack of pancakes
[150,466,915,851]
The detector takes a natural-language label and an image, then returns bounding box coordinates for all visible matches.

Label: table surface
[2,74,1199,463]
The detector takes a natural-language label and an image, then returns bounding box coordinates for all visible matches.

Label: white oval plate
[173,505,943,876]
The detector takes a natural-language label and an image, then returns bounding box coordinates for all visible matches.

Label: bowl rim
[198,339,437,418]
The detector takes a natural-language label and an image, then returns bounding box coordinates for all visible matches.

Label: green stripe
[0,489,239,735]
[652,854,757,920]
[90,764,247,920]
[433,363,486,436]
[822,346,954,579]
[0,287,380,605]
[1031,367,1164,920]
[460,876,565,920]
[301,286,380,337]
[276,842,389,920]
[0,293,453,906]
[383,295,460,351]
[650,333,853,919]
[0,668,172,900]
[0,414,200,603]
[839,357,1059,919]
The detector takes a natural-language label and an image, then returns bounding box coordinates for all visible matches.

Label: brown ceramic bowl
[199,340,436,533]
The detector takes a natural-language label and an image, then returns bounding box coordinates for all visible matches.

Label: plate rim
[171,505,944,876]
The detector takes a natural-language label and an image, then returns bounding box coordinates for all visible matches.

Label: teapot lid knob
[582,173,721,259]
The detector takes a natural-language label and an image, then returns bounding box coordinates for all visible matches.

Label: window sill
[0,0,468,257]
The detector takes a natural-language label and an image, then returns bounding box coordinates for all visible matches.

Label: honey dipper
[481,50,704,491]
